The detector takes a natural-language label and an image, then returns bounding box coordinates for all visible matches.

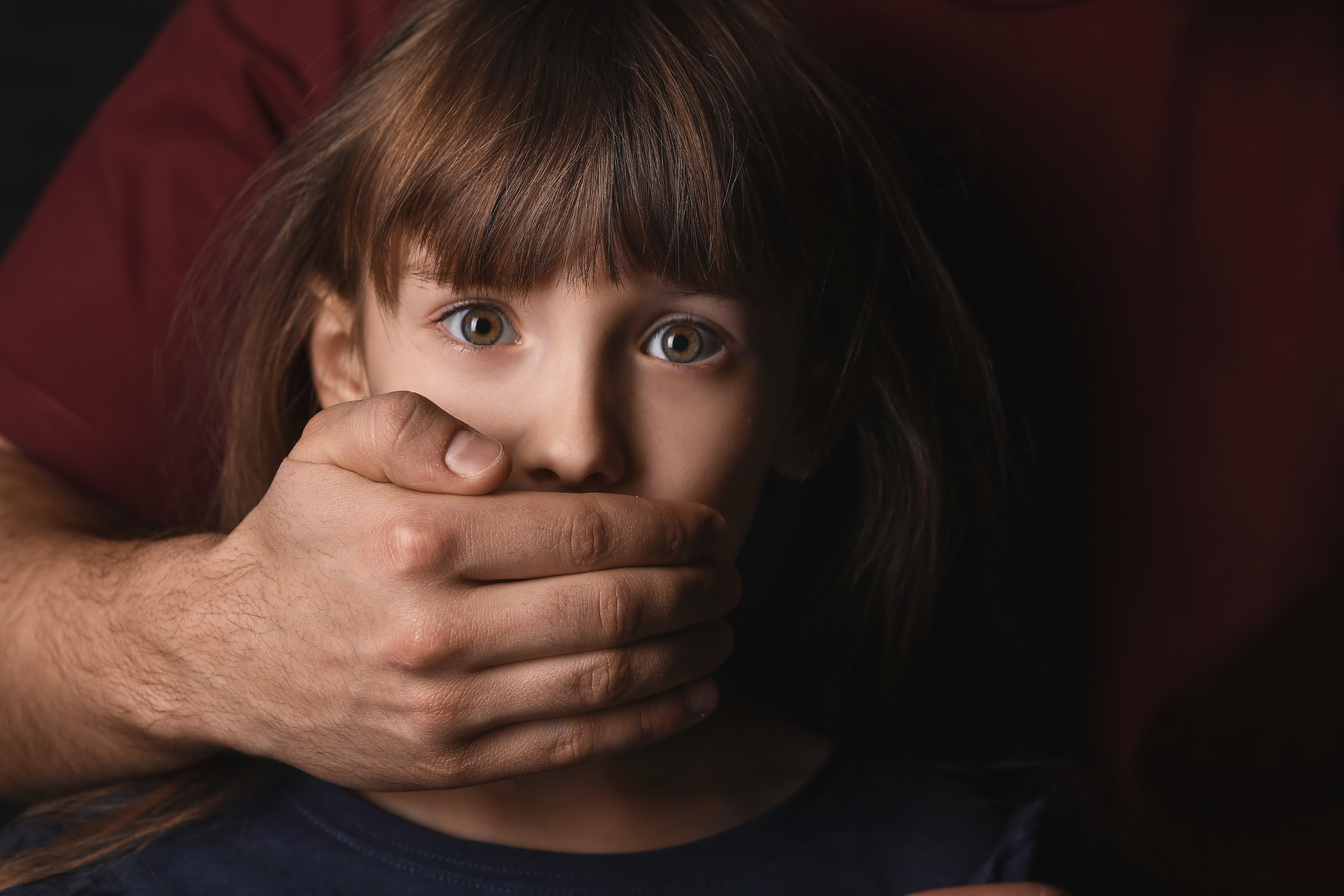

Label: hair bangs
[331,0,818,308]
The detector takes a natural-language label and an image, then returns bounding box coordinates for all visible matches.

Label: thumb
[290,391,511,494]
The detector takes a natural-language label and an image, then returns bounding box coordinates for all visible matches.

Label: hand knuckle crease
[553,720,595,765]
[597,577,638,643]
[373,392,425,455]
[567,500,612,566]
[587,651,631,704]
[384,615,452,671]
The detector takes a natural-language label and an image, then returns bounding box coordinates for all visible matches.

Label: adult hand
[153,391,737,790]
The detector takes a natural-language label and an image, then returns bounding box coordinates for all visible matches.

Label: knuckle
[576,650,635,706]
[561,497,614,568]
[377,515,443,575]
[422,750,469,788]
[380,613,461,673]
[593,573,641,644]
[369,391,431,455]
[419,683,471,729]
[395,684,472,757]
[547,718,597,767]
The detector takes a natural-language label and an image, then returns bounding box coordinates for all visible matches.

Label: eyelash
[430,304,728,365]
[431,301,518,350]
[642,315,727,366]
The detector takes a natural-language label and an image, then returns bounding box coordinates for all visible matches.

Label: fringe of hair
[0,757,259,891]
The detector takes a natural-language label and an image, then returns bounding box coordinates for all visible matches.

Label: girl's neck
[359,691,833,853]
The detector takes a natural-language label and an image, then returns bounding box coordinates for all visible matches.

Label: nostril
[515,421,628,490]
[522,468,617,493]
[582,470,614,489]
[530,468,562,486]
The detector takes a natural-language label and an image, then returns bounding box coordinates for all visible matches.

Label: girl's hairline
[386,246,765,309]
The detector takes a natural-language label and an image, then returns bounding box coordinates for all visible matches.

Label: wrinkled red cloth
[0,0,405,523]
[1,0,1341,889]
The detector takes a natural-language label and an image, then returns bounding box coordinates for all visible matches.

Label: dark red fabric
[1,0,1341,887]
[0,0,404,524]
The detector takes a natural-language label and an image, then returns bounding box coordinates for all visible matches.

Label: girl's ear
[307,282,368,408]
[772,362,845,482]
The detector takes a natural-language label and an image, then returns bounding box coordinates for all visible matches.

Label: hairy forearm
[0,443,223,800]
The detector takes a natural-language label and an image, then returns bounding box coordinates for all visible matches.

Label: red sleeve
[809,0,1344,885]
[0,0,403,526]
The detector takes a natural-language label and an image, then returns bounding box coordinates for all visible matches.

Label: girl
[0,0,1039,891]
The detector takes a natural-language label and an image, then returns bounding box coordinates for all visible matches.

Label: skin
[307,269,836,851]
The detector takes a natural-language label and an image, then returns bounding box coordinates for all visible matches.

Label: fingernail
[686,678,718,717]
[444,429,503,478]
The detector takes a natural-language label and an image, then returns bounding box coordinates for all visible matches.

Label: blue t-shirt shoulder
[2,743,1040,895]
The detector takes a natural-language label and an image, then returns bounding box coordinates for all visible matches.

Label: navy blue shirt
[3,743,1040,894]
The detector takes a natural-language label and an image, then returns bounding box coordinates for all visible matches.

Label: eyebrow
[400,234,757,307]
[406,269,748,306]
[670,284,751,305]
[404,274,537,307]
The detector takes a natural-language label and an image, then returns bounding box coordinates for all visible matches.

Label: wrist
[106,532,246,757]
[0,530,226,796]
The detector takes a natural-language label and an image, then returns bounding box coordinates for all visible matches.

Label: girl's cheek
[365,340,510,432]
[637,376,783,542]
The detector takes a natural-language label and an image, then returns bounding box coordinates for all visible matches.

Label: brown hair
[1,0,1004,887]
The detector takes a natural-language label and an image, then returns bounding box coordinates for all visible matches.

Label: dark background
[0,1,181,254]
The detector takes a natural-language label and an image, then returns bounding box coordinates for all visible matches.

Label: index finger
[437,490,731,580]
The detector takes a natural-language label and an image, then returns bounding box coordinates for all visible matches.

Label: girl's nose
[511,364,628,491]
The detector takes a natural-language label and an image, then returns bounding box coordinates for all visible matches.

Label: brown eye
[461,308,504,344]
[645,321,720,364]
[440,305,515,346]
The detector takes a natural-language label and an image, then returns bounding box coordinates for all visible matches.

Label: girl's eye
[644,321,722,364]
[439,305,516,346]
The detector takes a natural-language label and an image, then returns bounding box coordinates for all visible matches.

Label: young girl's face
[311,269,817,553]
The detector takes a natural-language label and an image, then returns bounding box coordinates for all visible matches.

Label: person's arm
[0,434,223,794]
[0,393,734,800]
